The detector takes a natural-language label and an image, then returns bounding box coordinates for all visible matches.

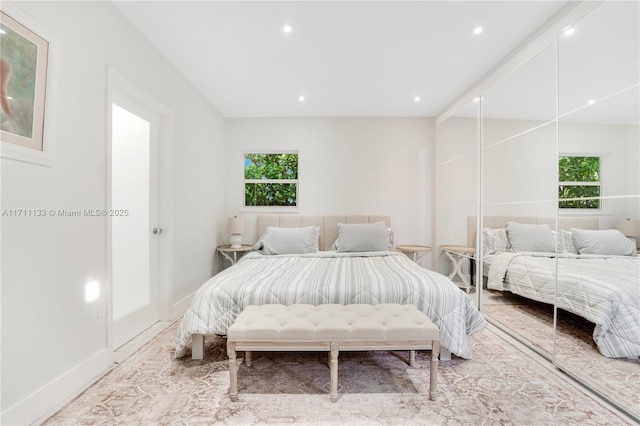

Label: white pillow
[253,226,319,255]
[333,222,391,252]
[505,222,555,252]
[482,227,510,254]
[571,228,636,256]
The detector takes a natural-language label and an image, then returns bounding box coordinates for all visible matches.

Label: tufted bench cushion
[226,303,440,402]
[228,303,440,341]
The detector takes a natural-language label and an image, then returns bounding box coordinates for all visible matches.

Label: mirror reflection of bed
[434,1,639,418]
[472,216,640,415]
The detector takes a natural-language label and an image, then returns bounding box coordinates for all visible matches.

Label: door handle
[152,227,163,235]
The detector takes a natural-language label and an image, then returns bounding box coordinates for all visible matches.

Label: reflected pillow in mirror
[505,222,555,252]
[559,230,579,254]
[482,227,510,254]
[571,228,636,256]
[253,226,319,255]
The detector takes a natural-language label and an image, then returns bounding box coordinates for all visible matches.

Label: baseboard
[171,291,194,319]
[1,349,110,426]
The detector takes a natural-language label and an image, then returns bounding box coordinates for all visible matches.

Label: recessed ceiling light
[587,99,596,105]
[414,96,421,102]
[473,26,485,35]
[563,27,576,36]
[298,95,305,102]
[0,28,6,35]
[282,24,293,34]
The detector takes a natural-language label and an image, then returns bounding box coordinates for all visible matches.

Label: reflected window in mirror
[558,155,601,209]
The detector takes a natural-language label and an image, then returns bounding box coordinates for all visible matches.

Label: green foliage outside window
[558,156,600,209]
[244,153,298,207]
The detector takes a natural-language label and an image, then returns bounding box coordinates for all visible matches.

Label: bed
[175,215,486,360]
[470,216,640,358]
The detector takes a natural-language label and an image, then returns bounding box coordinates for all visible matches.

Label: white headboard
[257,215,391,251]
[466,216,599,248]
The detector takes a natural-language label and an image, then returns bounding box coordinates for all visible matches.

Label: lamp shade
[616,219,640,237]
[228,216,244,234]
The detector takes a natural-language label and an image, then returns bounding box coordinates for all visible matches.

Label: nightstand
[396,244,432,263]
[439,245,476,293]
[217,244,253,270]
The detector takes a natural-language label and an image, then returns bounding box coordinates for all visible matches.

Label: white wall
[0,2,226,424]
[224,118,435,267]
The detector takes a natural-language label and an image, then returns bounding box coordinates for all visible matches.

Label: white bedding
[176,251,486,359]
[487,252,640,358]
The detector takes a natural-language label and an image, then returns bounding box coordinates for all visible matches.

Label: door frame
[106,67,174,359]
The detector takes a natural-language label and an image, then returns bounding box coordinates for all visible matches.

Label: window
[244,152,298,207]
[558,156,601,209]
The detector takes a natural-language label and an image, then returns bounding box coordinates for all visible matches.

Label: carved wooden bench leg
[430,340,440,401]
[409,350,416,367]
[245,350,252,367]
[330,342,339,402]
[227,341,238,401]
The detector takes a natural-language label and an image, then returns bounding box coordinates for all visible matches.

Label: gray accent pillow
[334,222,390,252]
[505,222,556,252]
[571,229,636,256]
[253,226,319,255]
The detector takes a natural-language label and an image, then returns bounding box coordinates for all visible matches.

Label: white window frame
[559,154,607,215]
[242,150,299,212]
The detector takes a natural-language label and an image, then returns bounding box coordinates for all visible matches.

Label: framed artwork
[0,10,49,154]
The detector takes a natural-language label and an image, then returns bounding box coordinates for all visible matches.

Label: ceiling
[112,1,569,118]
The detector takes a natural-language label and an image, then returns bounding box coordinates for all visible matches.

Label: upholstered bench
[226,303,441,402]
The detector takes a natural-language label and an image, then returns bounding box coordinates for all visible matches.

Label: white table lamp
[228,216,244,249]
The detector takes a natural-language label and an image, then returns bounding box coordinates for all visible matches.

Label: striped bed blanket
[487,252,640,358]
[175,251,486,358]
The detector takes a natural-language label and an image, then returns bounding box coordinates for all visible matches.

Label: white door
[110,95,160,350]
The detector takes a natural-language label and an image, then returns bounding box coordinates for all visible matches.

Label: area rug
[482,291,640,420]
[43,321,633,425]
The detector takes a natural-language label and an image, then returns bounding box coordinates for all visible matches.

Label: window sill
[241,206,300,214]
[559,208,612,216]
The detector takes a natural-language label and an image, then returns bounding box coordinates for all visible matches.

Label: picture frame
[1,7,54,166]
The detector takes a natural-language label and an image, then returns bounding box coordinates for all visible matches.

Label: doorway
[110,93,161,350]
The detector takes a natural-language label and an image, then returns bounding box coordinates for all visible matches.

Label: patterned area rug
[482,291,640,420]
[43,321,633,425]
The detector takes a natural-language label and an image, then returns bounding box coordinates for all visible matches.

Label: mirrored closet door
[555,1,639,418]
[435,1,639,421]
[435,41,561,344]
[479,40,558,359]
